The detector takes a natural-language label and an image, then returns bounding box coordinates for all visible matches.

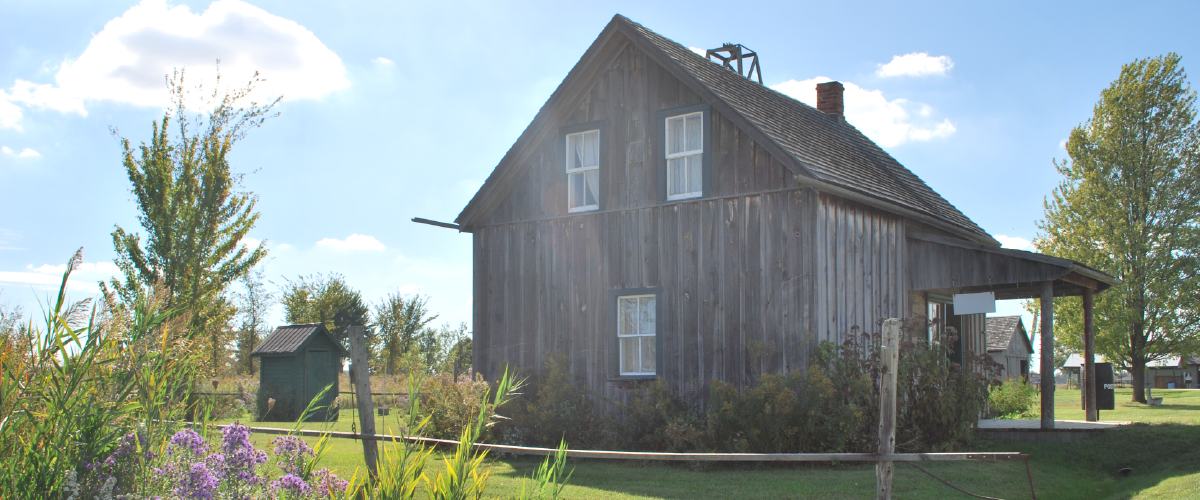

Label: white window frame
[617,294,657,376]
[566,129,600,213]
[665,111,704,201]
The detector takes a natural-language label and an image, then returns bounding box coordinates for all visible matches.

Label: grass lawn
[215,388,1200,499]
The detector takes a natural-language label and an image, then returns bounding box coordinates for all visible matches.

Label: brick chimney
[816,81,845,122]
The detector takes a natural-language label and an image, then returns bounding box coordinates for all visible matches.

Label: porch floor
[977,419,1130,430]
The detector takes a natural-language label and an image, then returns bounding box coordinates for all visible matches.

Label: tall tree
[374,293,437,375]
[281,273,371,349]
[103,69,279,375]
[1037,53,1200,403]
[232,267,275,375]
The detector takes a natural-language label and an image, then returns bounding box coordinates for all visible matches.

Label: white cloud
[372,57,394,66]
[2,0,349,128]
[689,47,708,58]
[0,97,22,130]
[1,146,11,154]
[994,234,1034,251]
[316,234,385,251]
[876,52,954,78]
[771,77,956,147]
[275,243,293,250]
[0,261,120,292]
[17,148,40,157]
[1058,139,1068,150]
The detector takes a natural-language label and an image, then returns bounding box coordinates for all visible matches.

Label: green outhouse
[251,323,349,422]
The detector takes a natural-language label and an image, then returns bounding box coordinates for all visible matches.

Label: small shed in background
[251,323,349,422]
[986,316,1033,381]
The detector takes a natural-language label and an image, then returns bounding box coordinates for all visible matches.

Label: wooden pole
[877,318,900,500]
[1040,282,1055,430]
[1083,287,1098,422]
[347,326,378,480]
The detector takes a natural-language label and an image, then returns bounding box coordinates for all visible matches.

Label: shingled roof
[986,316,1032,353]
[456,15,996,244]
[620,17,992,242]
[251,323,350,357]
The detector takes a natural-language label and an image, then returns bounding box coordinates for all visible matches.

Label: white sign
[953,292,996,315]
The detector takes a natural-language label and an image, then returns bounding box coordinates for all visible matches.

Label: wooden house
[441,15,1119,426]
[985,316,1033,381]
[251,323,349,422]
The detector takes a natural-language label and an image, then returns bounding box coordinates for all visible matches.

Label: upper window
[618,294,656,376]
[665,112,704,200]
[566,129,600,212]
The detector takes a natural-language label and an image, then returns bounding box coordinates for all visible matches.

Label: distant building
[1146,357,1200,389]
[986,316,1033,380]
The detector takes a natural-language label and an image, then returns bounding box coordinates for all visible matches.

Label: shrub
[505,317,995,454]
[619,378,706,452]
[417,371,496,440]
[708,366,860,453]
[989,378,1039,419]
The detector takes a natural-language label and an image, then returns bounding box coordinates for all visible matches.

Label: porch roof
[907,231,1119,299]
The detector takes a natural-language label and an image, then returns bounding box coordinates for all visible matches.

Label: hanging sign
[952,291,996,315]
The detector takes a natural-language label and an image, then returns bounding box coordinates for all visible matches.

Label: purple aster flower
[271,436,313,477]
[269,473,311,497]
[168,429,210,457]
[177,462,219,499]
[312,468,349,496]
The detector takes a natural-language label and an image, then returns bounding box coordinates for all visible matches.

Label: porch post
[1084,287,1098,421]
[1040,281,1055,430]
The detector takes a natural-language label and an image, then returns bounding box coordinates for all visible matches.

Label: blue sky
[2,0,1197,368]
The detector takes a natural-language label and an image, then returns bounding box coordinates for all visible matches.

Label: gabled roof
[986,316,1033,354]
[251,323,350,358]
[456,14,997,245]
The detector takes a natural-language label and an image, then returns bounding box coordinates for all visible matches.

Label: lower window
[617,294,656,376]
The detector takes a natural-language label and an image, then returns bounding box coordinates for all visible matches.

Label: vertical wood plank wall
[813,195,907,343]
[474,190,823,401]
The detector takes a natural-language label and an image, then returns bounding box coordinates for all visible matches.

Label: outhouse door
[305,349,335,420]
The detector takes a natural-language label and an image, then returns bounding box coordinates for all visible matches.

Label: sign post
[347,326,378,481]
[876,319,900,500]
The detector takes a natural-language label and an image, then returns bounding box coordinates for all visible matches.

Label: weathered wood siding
[813,194,907,342]
[474,189,821,400]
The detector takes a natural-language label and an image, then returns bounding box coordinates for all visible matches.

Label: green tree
[103,69,279,375]
[232,267,275,375]
[374,293,437,375]
[439,325,473,377]
[1037,53,1200,403]
[281,273,371,350]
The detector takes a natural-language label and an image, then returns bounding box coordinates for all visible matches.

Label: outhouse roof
[251,323,350,358]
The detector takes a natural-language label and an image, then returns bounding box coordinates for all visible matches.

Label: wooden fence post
[877,318,900,500]
[348,326,378,480]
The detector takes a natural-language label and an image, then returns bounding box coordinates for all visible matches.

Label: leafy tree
[440,326,473,377]
[1036,53,1200,403]
[374,293,437,375]
[232,267,275,375]
[102,69,278,375]
[281,273,370,349]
